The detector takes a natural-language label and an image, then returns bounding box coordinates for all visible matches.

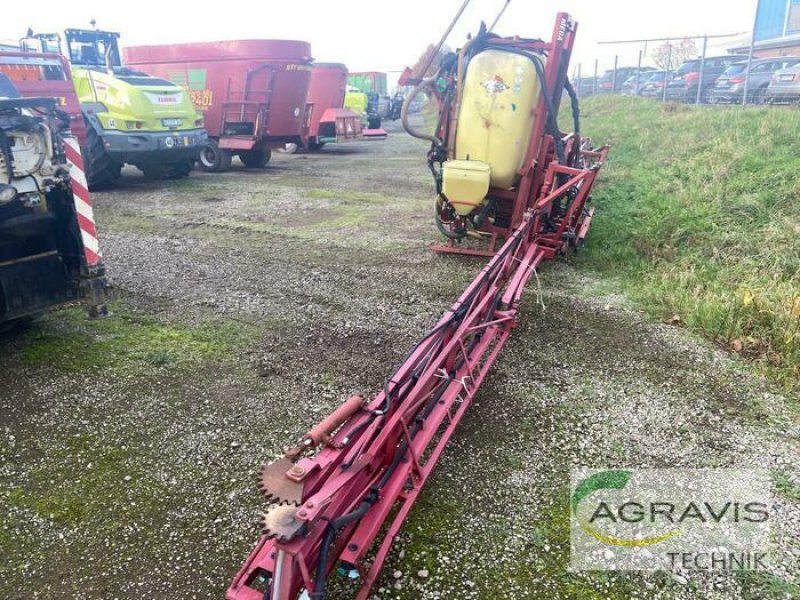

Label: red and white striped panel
[63,137,102,267]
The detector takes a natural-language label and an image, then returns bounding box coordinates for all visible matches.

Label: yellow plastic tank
[454,49,543,189]
[442,160,491,215]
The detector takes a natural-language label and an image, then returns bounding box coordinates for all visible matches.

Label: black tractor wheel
[140,159,194,180]
[307,140,326,151]
[198,139,233,172]
[239,149,272,168]
[84,125,122,190]
[367,115,381,129]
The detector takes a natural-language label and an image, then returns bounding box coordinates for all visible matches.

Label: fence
[570,30,791,106]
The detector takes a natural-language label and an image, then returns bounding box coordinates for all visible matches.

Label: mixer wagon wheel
[239,149,272,168]
[84,126,121,190]
[198,139,233,172]
[307,141,326,151]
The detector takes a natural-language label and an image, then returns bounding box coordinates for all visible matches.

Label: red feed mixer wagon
[301,63,363,151]
[124,40,314,171]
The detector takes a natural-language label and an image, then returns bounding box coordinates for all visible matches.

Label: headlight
[0,184,18,204]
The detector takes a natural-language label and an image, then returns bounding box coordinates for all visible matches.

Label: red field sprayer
[226,6,607,600]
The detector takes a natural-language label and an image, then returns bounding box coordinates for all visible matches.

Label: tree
[652,38,698,71]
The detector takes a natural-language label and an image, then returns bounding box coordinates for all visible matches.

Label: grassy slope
[578,97,800,392]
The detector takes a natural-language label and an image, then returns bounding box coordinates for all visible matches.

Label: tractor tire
[367,116,381,129]
[84,126,122,190]
[308,140,326,152]
[198,139,232,172]
[239,149,272,168]
[140,159,194,180]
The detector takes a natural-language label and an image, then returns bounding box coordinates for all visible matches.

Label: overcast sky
[1,0,758,82]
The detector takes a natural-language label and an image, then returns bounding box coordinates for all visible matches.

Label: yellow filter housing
[455,49,543,189]
[442,159,491,216]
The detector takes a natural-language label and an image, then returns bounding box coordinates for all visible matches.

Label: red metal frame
[227,13,607,600]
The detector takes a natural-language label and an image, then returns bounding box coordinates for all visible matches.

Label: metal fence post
[662,43,672,102]
[695,35,708,104]
[612,55,618,94]
[635,49,642,96]
[593,59,598,96]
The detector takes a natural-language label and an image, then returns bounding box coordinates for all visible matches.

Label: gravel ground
[1,122,798,600]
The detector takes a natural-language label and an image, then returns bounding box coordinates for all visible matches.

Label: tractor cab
[22,29,122,72]
[64,29,121,69]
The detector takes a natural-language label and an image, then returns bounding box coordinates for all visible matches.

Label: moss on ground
[21,300,259,373]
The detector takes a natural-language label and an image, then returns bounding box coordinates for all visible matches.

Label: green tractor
[25,28,206,189]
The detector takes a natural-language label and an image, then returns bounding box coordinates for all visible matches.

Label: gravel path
[1,123,797,600]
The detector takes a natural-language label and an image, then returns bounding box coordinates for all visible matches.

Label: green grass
[1,430,175,565]
[307,188,389,203]
[21,300,259,373]
[772,470,800,502]
[578,97,800,392]
[736,569,800,599]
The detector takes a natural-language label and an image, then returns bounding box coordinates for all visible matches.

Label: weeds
[578,97,800,393]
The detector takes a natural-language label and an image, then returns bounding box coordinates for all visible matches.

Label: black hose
[310,490,378,600]
[563,78,580,136]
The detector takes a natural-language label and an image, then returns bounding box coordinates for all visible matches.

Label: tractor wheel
[367,116,381,129]
[239,149,272,168]
[198,139,232,172]
[171,158,195,178]
[84,125,121,190]
[140,159,194,180]
[308,140,326,151]
[0,317,32,336]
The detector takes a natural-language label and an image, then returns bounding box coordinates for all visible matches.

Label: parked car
[574,76,597,97]
[765,62,800,104]
[597,67,646,94]
[711,57,800,104]
[638,71,669,98]
[665,55,749,102]
[620,68,657,95]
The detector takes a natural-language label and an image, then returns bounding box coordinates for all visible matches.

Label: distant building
[730,0,800,56]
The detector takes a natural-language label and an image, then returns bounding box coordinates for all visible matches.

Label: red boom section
[226,140,608,600]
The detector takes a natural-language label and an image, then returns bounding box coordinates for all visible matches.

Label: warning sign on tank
[481,75,509,95]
